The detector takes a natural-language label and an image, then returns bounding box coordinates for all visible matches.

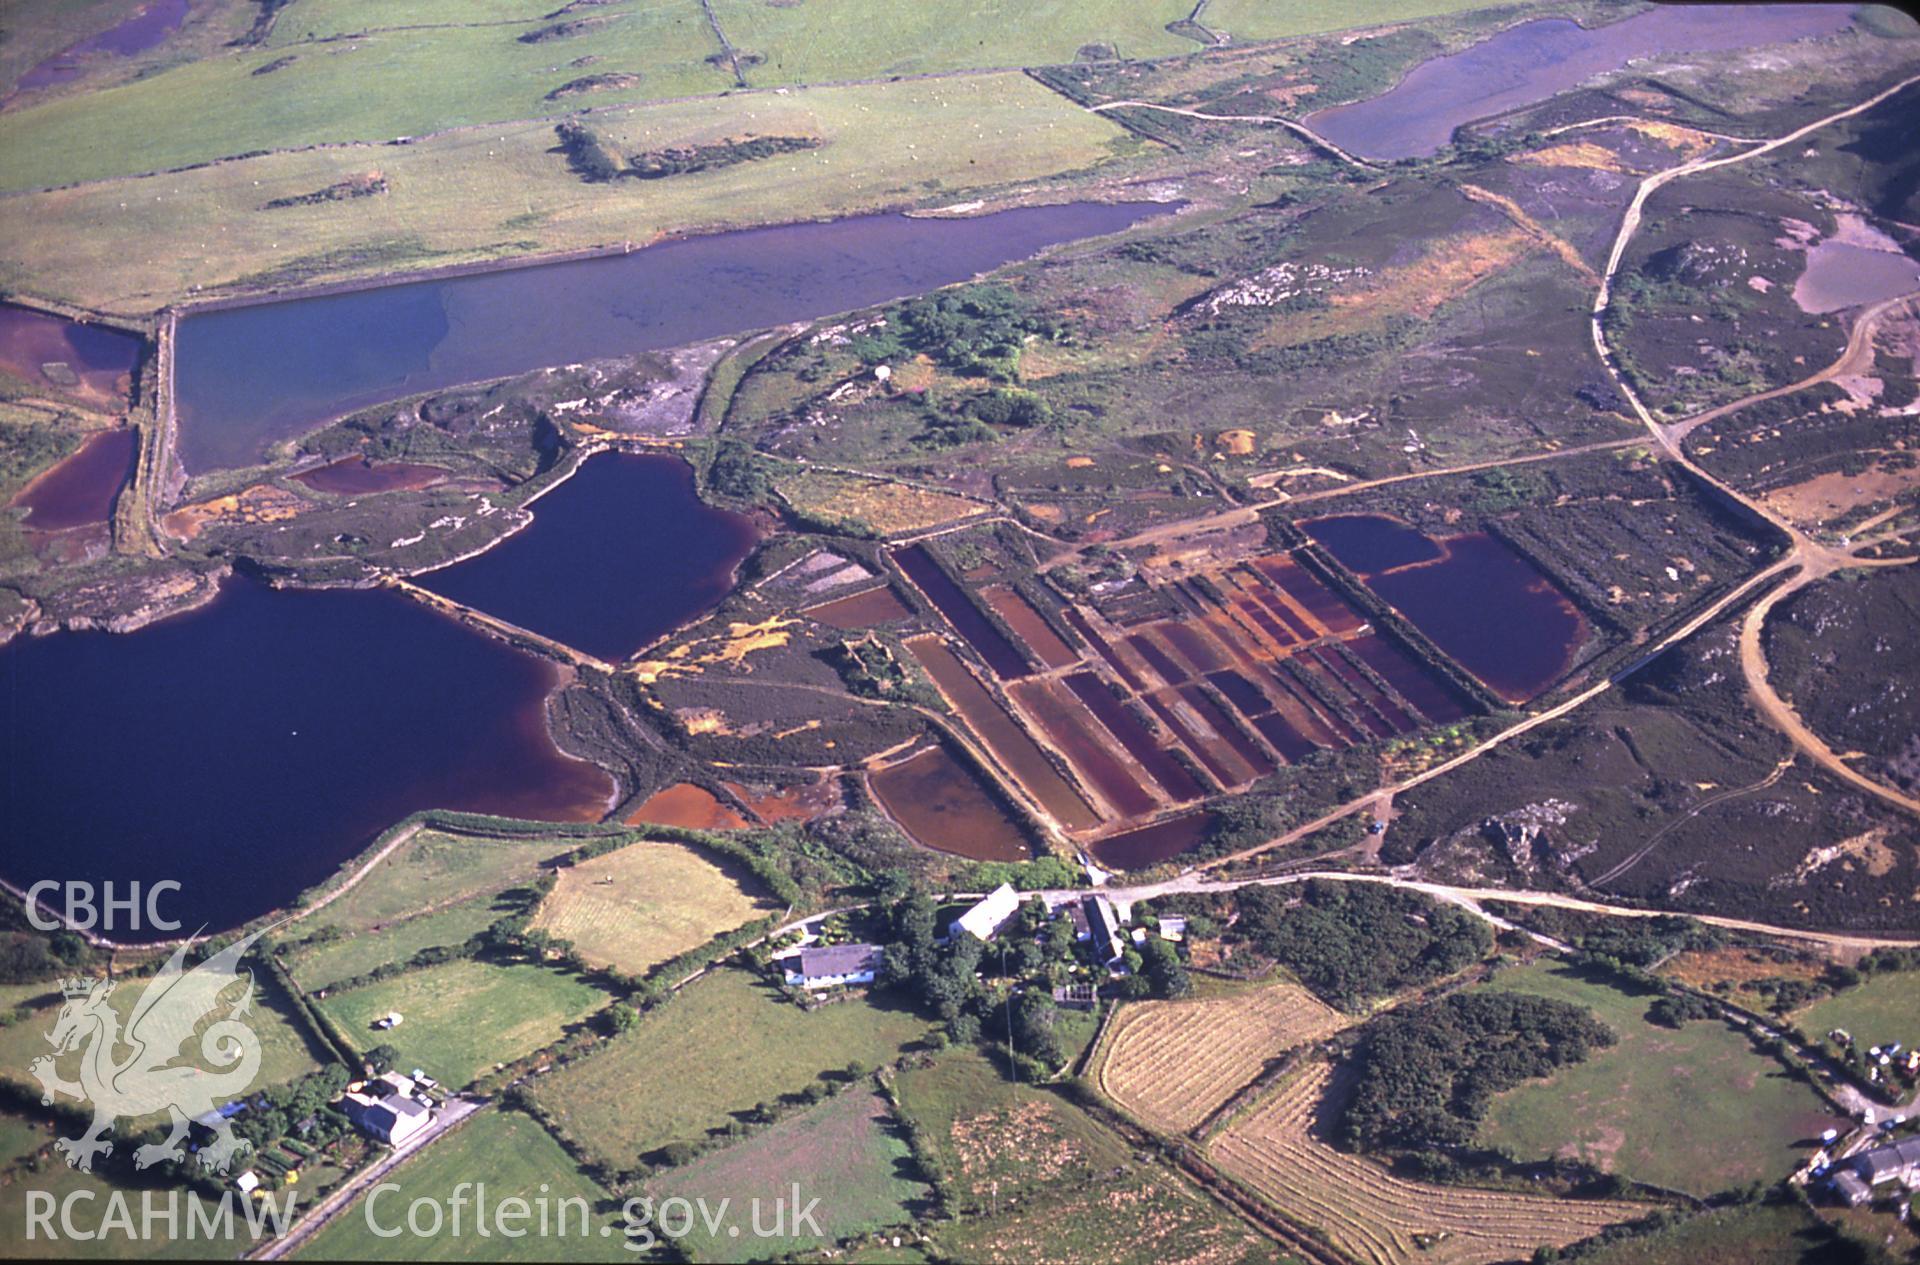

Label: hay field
[1096,980,1347,1134]
[528,840,778,975]
[778,470,985,536]
[1211,1062,1648,1265]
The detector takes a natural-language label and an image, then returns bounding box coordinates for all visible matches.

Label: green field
[1,73,1130,315]
[0,969,329,1120]
[288,895,512,992]
[708,0,1196,83]
[1200,0,1507,41]
[1796,970,1920,1051]
[1578,1200,1848,1265]
[534,967,930,1165]
[294,1108,622,1262]
[318,959,609,1089]
[267,0,594,43]
[294,829,581,938]
[892,1048,1129,1207]
[0,11,731,191]
[283,828,578,989]
[1477,961,1844,1196]
[646,1089,927,1259]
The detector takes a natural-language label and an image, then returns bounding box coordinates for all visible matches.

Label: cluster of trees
[228,1063,354,1155]
[629,135,818,179]
[703,437,772,503]
[849,284,1063,382]
[0,928,91,986]
[963,387,1054,429]
[1575,915,1718,978]
[1234,880,1492,1010]
[554,121,622,183]
[1343,991,1616,1155]
[876,886,1191,1078]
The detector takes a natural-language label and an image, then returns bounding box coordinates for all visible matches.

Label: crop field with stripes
[1209,1062,1649,1265]
[1096,981,1348,1134]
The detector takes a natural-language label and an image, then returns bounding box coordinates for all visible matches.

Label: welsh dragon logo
[29,926,273,1175]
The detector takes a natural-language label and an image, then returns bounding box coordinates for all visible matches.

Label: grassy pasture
[0,73,1130,315]
[1796,970,1920,1053]
[708,0,1196,83]
[892,1048,1129,1207]
[528,840,778,976]
[0,11,730,191]
[266,0,585,44]
[287,894,511,992]
[533,967,929,1165]
[1577,1199,1846,1265]
[294,1108,622,1262]
[317,959,609,1089]
[296,828,570,936]
[0,968,328,1122]
[1476,961,1845,1196]
[1096,978,1347,1134]
[645,1090,927,1259]
[1200,0,1509,42]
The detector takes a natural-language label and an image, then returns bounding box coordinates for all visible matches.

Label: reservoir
[1305,514,1586,703]
[1306,5,1855,161]
[173,201,1173,472]
[416,452,757,662]
[0,574,613,936]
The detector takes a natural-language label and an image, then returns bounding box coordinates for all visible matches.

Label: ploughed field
[1209,1062,1648,1265]
[1096,980,1348,1134]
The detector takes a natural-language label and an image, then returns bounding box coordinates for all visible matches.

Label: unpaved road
[1085,869,1920,951]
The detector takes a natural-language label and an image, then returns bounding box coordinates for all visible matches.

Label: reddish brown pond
[12,427,135,530]
[1011,679,1159,819]
[893,544,1032,679]
[0,304,143,411]
[294,457,449,495]
[1089,813,1214,871]
[625,783,750,830]
[799,584,912,629]
[869,745,1030,863]
[982,586,1080,669]
[907,636,1100,831]
[1063,672,1206,803]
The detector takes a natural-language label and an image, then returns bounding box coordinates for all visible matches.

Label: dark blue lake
[173,202,1173,472]
[0,575,613,936]
[418,451,756,662]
